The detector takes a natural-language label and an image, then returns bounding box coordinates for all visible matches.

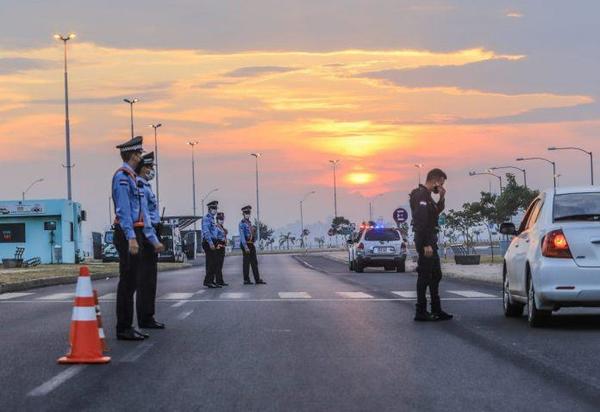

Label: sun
[346,172,374,185]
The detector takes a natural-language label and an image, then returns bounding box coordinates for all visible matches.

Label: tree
[314,236,325,248]
[279,232,294,249]
[494,174,539,222]
[299,228,310,248]
[445,204,483,252]
[331,216,352,236]
[256,221,274,241]
[398,222,409,239]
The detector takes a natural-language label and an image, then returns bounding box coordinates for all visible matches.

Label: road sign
[393,208,408,224]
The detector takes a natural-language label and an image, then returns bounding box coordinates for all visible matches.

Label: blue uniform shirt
[141,179,160,225]
[202,213,219,247]
[239,219,253,249]
[215,223,227,242]
[136,176,159,245]
[112,163,142,240]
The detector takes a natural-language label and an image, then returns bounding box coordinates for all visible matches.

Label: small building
[0,199,85,264]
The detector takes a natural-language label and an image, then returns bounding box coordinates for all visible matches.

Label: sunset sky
[1,1,599,236]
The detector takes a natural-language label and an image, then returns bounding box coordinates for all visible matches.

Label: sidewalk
[321,251,502,285]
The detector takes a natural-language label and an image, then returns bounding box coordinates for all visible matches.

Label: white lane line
[120,342,154,363]
[336,292,374,299]
[159,292,195,300]
[194,289,206,295]
[171,300,188,308]
[447,290,498,298]
[176,310,194,320]
[278,292,312,299]
[0,292,34,300]
[392,291,417,298]
[99,292,116,300]
[220,292,248,299]
[28,365,87,397]
[37,293,74,300]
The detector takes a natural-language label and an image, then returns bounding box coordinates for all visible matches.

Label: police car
[348,224,407,272]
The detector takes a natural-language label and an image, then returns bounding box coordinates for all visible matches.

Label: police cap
[241,205,252,213]
[207,200,219,209]
[116,135,144,153]
[217,212,225,219]
[141,151,155,166]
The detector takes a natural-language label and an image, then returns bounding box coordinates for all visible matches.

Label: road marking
[159,292,195,300]
[392,291,417,298]
[37,293,74,300]
[171,300,188,308]
[99,292,116,300]
[278,292,312,299]
[176,309,194,320]
[220,292,248,299]
[0,292,34,300]
[194,289,206,294]
[120,342,154,363]
[336,292,374,299]
[447,290,497,298]
[28,365,87,397]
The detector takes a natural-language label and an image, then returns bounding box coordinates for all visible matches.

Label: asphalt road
[2,253,600,411]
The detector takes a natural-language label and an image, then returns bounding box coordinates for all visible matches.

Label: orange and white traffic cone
[93,289,109,353]
[58,266,111,364]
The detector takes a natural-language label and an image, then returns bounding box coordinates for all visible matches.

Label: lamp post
[22,178,44,202]
[188,141,199,229]
[149,123,162,205]
[54,33,75,201]
[300,191,316,249]
[516,157,557,189]
[123,98,139,138]
[414,163,424,185]
[250,153,262,247]
[329,160,340,218]
[489,165,527,188]
[469,171,503,194]
[201,188,219,216]
[548,146,594,185]
[369,193,383,221]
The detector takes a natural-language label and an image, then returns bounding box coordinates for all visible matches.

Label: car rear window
[364,229,400,241]
[554,192,600,221]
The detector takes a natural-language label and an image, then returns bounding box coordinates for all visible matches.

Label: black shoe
[255,279,267,285]
[212,283,222,288]
[432,311,453,321]
[133,328,150,339]
[414,311,433,322]
[139,320,166,329]
[117,329,145,341]
[204,283,218,288]
[244,280,254,285]
[217,282,229,287]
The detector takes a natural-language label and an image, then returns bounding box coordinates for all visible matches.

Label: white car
[500,186,600,327]
[348,226,407,273]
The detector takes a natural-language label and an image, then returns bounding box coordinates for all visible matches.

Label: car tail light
[357,242,364,250]
[541,229,572,258]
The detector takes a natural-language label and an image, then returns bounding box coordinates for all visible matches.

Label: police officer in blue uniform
[239,205,266,285]
[202,200,221,288]
[135,152,166,329]
[214,212,229,286]
[112,136,163,341]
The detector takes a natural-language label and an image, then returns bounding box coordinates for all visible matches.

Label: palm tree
[279,232,294,249]
[314,236,325,248]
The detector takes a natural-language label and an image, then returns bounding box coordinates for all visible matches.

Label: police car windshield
[364,228,400,241]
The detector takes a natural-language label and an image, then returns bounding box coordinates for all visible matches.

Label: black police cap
[141,151,154,166]
[241,205,252,213]
[116,135,144,153]
[207,200,219,208]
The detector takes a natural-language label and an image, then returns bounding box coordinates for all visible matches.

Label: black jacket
[409,185,445,247]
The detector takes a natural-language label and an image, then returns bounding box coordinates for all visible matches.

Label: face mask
[217,219,224,225]
[432,186,439,194]
[244,213,251,219]
[210,209,217,216]
[146,169,155,181]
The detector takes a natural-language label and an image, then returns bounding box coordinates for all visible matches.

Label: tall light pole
[54,33,75,201]
[329,160,340,218]
[369,193,383,221]
[548,146,594,185]
[489,165,527,188]
[414,163,424,185]
[188,141,199,229]
[300,191,316,249]
[516,157,557,189]
[201,188,219,216]
[123,98,139,138]
[469,171,503,194]
[149,123,162,205]
[22,178,44,202]
[250,153,262,247]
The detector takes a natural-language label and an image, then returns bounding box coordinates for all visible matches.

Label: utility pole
[188,141,199,229]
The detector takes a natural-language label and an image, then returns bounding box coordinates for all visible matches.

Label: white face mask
[210,208,218,216]
[217,219,224,225]
[243,213,251,220]
[146,169,155,181]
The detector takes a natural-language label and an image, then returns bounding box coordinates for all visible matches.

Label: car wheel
[355,263,364,273]
[527,275,550,327]
[396,261,406,273]
[384,265,394,271]
[503,269,524,317]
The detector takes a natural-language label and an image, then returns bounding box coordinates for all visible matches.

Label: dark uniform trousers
[243,243,260,282]
[415,238,442,313]
[203,241,218,284]
[136,225,160,325]
[114,224,144,333]
[215,241,226,284]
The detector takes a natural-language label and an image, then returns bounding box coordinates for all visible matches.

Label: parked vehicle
[101,230,119,262]
[158,222,187,263]
[348,225,407,272]
[501,186,600,327]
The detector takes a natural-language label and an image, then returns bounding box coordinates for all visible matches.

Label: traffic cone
[93,289,109,353]
[58,266,111,364]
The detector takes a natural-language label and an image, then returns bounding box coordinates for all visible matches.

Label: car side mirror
[346,239,353,245]
[499,222,517,236]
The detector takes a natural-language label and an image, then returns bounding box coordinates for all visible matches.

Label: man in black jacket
[409,168,453,322]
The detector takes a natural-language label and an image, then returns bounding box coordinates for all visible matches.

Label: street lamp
[369,193,384,221]
[149,123,162,205]
[300,191,316,249]
[22,178,44,202]
[489,165,527,188]
[188,141,199,229]
[54,33,75,201]
[548,146,594,185]
[201,188,219,216]
[329,160,340,218]
[516,157,557,189]
[250,153,262,247]
[123,98,139,138]
[469,171,503,194]
[414,163,424,185]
